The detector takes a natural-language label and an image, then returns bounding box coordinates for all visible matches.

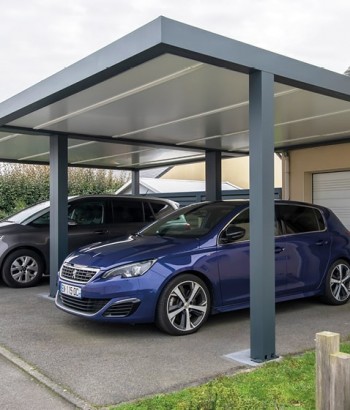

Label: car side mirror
[222,226,246,243]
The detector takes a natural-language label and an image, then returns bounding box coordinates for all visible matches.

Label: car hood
[64,234,201,270]
[0,221,26,234]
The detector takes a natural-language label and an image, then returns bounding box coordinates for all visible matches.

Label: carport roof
[0,16,350,170]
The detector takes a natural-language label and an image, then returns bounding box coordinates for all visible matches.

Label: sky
[0,0,349,103]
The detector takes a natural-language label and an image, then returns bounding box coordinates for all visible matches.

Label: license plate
[61,283,82,299]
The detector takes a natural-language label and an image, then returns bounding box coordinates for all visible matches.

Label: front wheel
[156,274,210,335]
[2,249,44,288]
[322,260,350,305]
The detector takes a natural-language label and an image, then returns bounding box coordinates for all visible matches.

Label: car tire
[322,259,350,305]
[2,249,44,288]
[156,274,210,335]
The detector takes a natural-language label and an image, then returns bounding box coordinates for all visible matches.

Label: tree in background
[0,163,128,219]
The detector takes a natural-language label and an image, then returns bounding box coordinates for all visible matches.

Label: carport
[0,17,350,362]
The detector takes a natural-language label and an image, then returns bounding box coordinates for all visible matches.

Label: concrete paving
[0,355,75,410]
[1,279,350,408]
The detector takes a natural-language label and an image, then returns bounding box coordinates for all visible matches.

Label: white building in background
[116,177,240,195]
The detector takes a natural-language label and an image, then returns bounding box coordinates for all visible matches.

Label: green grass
[111,342,350,410]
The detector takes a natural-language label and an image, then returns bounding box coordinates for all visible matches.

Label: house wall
[284,143,350,202]
[163,155,282,188]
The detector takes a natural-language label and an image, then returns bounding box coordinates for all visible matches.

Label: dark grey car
[0,195,178,288]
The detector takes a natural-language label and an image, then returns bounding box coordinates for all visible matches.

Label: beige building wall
[163,155,282,188]
[284,143,350,202]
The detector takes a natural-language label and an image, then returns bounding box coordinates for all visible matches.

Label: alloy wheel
[10,255,39,284]
[330,263,350,302]
[166,280,208,332]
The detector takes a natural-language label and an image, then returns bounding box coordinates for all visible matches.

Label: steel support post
[49,135,68,297]
[249,70,276,362]
[205,151,222,201]
[131,169,140,195]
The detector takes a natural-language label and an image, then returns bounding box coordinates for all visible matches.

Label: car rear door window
[278,204,325,234]
[277,204,330,293]
[112,200,144,223]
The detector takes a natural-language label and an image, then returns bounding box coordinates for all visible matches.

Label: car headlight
[102,259,156,279]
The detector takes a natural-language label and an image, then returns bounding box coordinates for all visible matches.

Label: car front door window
[69,203,104,225]
[67,200,109,252]
[217,207,286,306]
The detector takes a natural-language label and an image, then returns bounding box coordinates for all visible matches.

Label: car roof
[69,194,178,205]
[201,199,330,214]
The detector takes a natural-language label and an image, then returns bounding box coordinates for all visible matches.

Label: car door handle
[275,246,285,254]
[316,240,329,246]
[93,229,108,235]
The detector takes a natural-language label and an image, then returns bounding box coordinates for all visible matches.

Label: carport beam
[49,135,68,297]
[249,70,276,362]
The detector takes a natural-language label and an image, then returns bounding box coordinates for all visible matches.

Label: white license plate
[61,283,82,299]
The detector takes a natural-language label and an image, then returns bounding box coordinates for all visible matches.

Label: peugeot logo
[72,269,77,279]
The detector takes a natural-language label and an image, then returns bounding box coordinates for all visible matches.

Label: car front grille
[60,263,99,283]
[103,300,140,317]
[58,293,110,313]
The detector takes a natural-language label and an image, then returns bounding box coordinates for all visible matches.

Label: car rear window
[149,201,173,220]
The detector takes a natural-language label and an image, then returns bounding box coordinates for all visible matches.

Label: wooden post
[316,331,340,410]
[330,352,350,410]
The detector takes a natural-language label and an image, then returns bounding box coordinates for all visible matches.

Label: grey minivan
[0,195,178,288]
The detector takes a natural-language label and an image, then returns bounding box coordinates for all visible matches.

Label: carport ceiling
[0,16,350,169]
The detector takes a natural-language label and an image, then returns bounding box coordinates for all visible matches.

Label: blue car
[55,200,350,335]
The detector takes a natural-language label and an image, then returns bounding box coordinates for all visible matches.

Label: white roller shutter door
[313,171,350,229]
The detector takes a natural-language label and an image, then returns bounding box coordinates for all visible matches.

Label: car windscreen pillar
[249,70,276,362]
[205,151,222,201]
[49,134,68,297]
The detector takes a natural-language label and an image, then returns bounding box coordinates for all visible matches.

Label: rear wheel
[322,260,350,305]
[156,274,210,335]
[2,249,44,288]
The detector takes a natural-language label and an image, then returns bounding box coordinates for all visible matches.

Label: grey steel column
[131,170,140,195]
[249,70,276,362]
[205,151,221,201]
[49,135,68,297]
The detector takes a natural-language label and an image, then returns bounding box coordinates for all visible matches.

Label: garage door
[313,171,350,229]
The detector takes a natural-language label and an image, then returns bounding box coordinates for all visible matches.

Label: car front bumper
[55,275,162,324]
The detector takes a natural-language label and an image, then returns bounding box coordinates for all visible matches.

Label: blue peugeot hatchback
[55,200,350,335]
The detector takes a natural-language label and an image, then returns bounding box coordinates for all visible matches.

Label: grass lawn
[112,341,350,410]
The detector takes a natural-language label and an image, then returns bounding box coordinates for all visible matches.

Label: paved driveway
[1,280,350,408]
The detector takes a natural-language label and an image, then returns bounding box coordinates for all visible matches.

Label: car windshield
[5,201,50,224]
[141,201,242,238]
